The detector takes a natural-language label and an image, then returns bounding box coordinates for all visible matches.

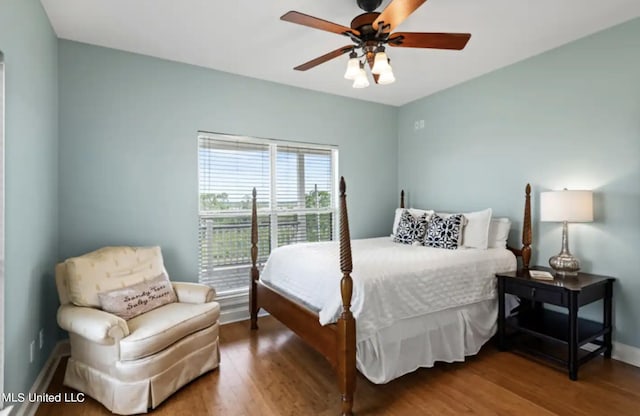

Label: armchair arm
[57,304,130,345]
[172,282,216,304]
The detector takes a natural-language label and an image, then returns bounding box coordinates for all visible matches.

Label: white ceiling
[41,0,640,107]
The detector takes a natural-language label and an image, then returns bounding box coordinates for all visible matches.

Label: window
[198,133,338,296]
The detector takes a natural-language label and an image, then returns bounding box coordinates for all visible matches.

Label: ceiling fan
[281,0,471,88]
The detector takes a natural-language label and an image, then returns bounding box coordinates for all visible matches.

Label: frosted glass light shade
[352,68,369,88]
[540,190,593,222]
[378,67,395,85]
[344,57,360,80]
[371,51,391,74]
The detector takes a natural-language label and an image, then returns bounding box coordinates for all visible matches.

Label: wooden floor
[37,316,640,416]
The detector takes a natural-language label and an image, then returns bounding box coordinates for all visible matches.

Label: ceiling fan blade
[373,0,427,33]
[281,11,360,36]
[388,32,471,50]
[294,45,354,71]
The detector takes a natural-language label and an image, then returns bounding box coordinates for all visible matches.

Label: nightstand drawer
[505,280,564,305]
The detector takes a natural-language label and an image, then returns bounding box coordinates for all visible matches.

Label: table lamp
[540,189,593,276]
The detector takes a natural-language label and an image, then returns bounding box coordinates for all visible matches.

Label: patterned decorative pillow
[423,213,465,249]
[393,210,429,245]
[98,273,177,320]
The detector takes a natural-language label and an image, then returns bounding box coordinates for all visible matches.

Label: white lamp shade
[371,51,391,75]
[343,58,360,80]
[378,67,395,85]
[352,68,369,88]
[540,190,593,222]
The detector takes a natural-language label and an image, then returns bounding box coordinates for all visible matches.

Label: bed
[249,179,532,416]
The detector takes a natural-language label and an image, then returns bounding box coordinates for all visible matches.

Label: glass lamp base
[550,221,581,277]
[549,253,580,277]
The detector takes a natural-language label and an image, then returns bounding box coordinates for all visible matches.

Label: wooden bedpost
[521,183,532,270]
[400,190,405,208]
[336,177,356,416]
[250,187,259,330]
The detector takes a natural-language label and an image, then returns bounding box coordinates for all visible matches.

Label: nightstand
[496,267,614,380]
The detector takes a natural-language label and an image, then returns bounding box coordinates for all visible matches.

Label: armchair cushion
[98,273,177,320]
[65,246,165,307]
[57,304,130,344]
[120,301,220,361]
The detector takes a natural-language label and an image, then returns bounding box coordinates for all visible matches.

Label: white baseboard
[610,341,640,367]
[583,341,640,368]
[220,307,250,325]
[14,341,70,416]
[220,310,269,326]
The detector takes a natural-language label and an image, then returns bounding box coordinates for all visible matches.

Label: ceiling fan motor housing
[350,12,381,36]
[357,0,383,12]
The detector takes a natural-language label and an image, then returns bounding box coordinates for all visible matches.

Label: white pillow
[488,218,511,248]
[461,208,493,249]
[392,208,434,236]
[438,208,493,249]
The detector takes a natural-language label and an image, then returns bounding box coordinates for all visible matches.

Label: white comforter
[260,237,516,341]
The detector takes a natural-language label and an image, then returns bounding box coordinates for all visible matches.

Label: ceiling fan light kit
[371,47,390,75]
[281,0,471,89]
[377,66,396,85]
[352,64,370,88]
[343,52,361,80]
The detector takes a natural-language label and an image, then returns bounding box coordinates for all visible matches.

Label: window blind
[198,134,337,294]
[276,144,334,246]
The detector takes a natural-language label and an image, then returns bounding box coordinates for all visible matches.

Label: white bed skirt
[356,296,518,384]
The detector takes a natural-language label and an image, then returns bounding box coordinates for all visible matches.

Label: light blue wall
[58,40,398,283]
[16,12,637,392]
[398,18,640,348]
[0,0,59,395]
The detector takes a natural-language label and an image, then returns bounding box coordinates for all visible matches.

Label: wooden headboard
[397,184,531,269]
[507,183,532,270]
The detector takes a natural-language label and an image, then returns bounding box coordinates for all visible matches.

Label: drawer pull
[531,288,536,298]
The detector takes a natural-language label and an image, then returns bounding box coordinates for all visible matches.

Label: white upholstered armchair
[55,246,220,415]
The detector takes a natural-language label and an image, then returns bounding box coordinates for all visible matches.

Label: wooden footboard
[250,181,532,416]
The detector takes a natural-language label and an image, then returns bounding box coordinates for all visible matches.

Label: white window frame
[197,132,339,298]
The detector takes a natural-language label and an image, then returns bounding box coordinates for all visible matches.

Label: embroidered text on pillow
[393,210,428,244]
[424,213,464,249]
[98,273,177,320]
